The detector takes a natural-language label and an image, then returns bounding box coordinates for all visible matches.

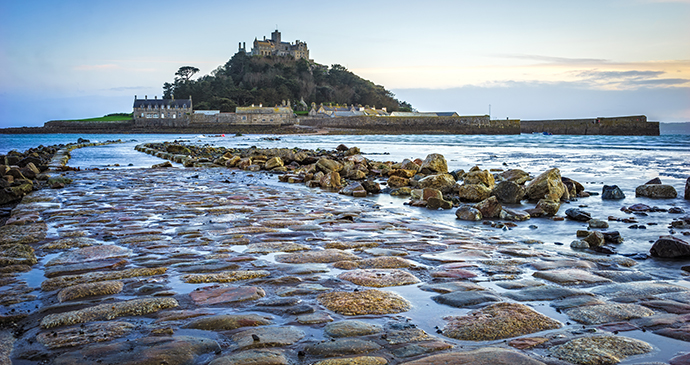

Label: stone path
[1,166,689,364]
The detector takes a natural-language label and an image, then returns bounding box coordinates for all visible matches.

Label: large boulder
[492,181,525,204]
[536,199,560,216]
[316,158,343,173]
[602,185,626,200]
[636,184,677,199]
[455,184,492,202]
[474,197,502,218]
[387,176,409,188]
[500,169,531,185]
[400,159,420,172]
[320,171,342,190]
[650,236,690,258]
[418,174,456,193]
[525,168,566,201]
[419,154,447,174]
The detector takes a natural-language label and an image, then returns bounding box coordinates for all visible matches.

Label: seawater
[2,132,690,271]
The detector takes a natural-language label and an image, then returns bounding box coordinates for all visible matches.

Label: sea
[3,132,689,266]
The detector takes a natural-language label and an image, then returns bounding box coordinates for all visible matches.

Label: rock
[536,199,560,216]
[570,240,589,249]
[636,184,678,198]
[500,169,532,185]
[584,231,605,247]
[41,297,179,328]
[432,291,502,308]
[320,171,342,189]
[400,159,420,172]
[57,280,124,302]
[464,169,495,189]
[338,269,420,287]
[565,208,591,222]
[37,321,135,349]
[317,289,411,315]
[426,197,453,210]
[588,219,609,229]
[387,175,409,188]
[46,245,131,266]
[264,157,284,170]
[492,181,525,204]
[566,303,654,324]
[455,184,492,202]
[317,158,343,172]
[166,144,191,154]
[419,153,447,174]
[209,349,288,365]
[685,177,690,200]
[324,321,383,338]
[533,269,611,285]
[525,168,566,201]
[418,174,456,193]
[646,177,663,184]
[189,285,265,305]
[231,326,305,349]
[602,185,626,199]
[152,161,173,168]
[399,347,547,365]
[185,314,272,330]
[340,182,367,197]
[503,285,592,301]
[276,249,359,264]
[0,222,46,245]
[313,356,387,365]
[419,281,485,293]
[181,270,270,283]
[54,335,219,365]
[0,243,37,266]
[499,208,531,221]
[304,338,382,357]
[361,180,381,194]
[392,341,452,358]
[550,335,653,365]
[442,302,561,341]
[650,235,690,258]
[455,206,483,221]
[474,196,502,218]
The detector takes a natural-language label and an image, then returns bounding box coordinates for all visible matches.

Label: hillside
[163,52,412,113]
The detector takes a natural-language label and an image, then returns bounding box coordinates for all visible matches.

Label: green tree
[175,66,200,82]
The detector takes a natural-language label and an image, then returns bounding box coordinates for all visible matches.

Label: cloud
[573,69,690,88]
[496,54,609,65]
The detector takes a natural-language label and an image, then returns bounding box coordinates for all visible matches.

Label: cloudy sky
[1,0,688,128]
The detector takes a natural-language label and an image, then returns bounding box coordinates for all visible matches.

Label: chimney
[154,95,157,99]
[145,95,147,99]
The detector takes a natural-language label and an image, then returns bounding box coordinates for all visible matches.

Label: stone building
[240,29,309,60]
[235,105,294,125]
[133,95,192,127]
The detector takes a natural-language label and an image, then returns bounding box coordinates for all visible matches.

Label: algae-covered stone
[185,314,272,331]
[57,280,124,302]
[209,349,288,365]
[338,269,420,287]
[41,297,179,328]
[181,270,270,283]
[313,356,387,365]
[566,303,654,325]
[442,302,561,341]
[275,249,359,264]
[318,289,411,316]
[231,326,305,349]
[400,347,547,365]
[39,237,100,250]
[324,320,383,338]
[0,243,37,266]
[550,335,653,365]
[304,338,382,357]
[0,222,46,245]
[41,267,167,291]
[37,321,135,348]
[334,256,419,270]
[53,335,220,365]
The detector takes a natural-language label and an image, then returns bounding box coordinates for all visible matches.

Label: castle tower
[271,29,281,45]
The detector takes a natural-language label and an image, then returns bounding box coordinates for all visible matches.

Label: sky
[0,0,689,128]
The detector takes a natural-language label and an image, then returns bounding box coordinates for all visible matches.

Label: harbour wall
[521,115,659,136]
[298,115,522,134]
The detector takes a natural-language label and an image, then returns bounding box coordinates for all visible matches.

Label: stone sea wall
[521,115,659,136]
[299,115,521,134]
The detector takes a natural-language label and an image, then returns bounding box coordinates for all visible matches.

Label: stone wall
[191,113,293,125]
[521,115,659,136]
[298,116,521,134]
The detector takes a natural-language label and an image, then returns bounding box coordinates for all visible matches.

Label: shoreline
[1,140,689,364]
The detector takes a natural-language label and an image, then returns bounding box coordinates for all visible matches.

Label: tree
[163,82,174,99]
[175,66,200,82]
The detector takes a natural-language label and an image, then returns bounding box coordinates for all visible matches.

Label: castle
[239,29,309,60]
